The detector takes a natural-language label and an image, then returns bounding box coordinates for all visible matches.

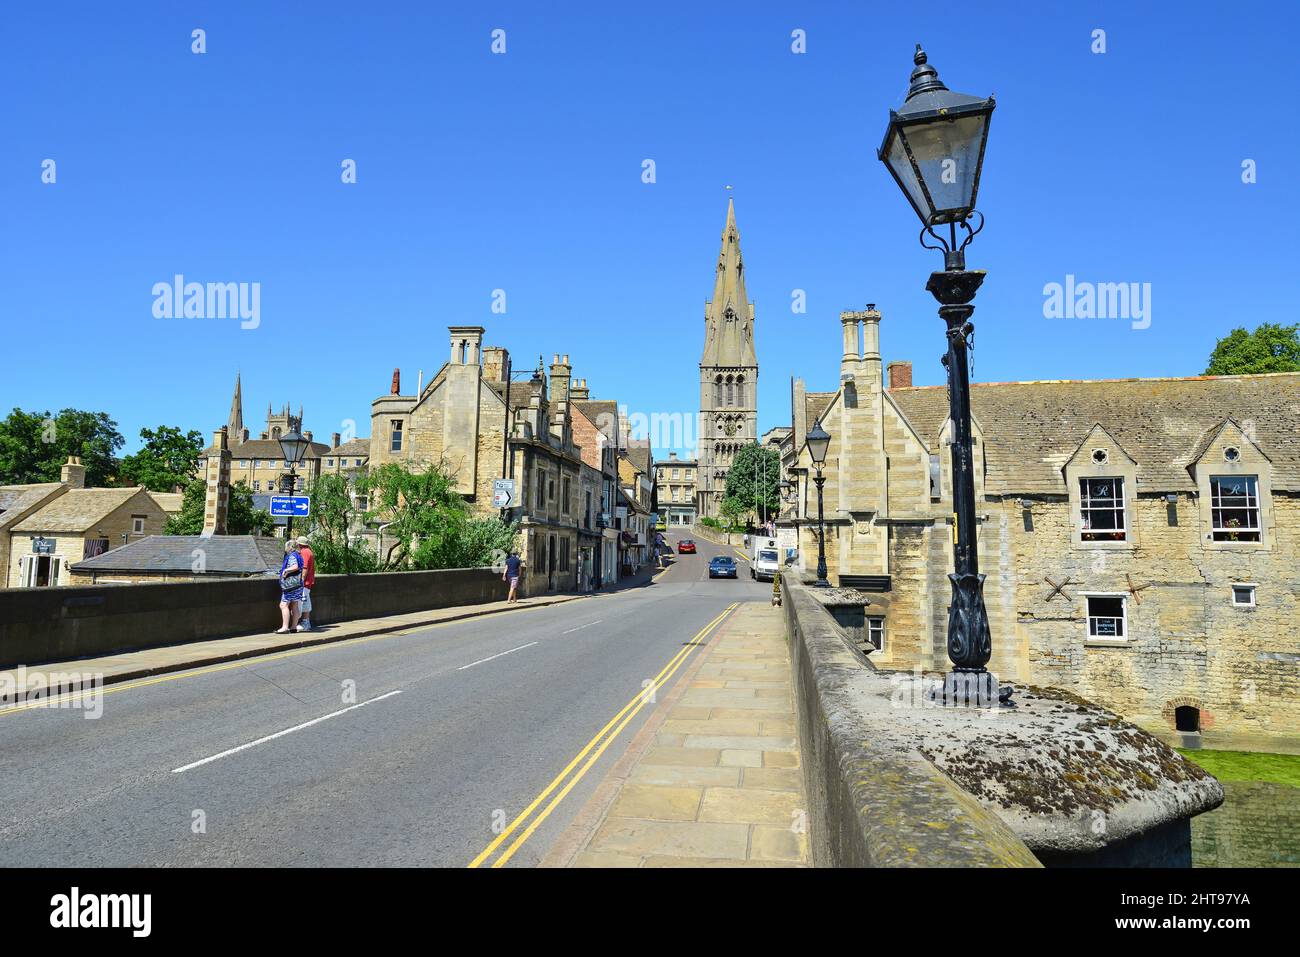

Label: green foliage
[723,443,781,524]
[0,407,124,487]
[359,461,518,571]
[1176,748,1300,788]
[164,478,275,536]
[307,473,378,574]
[118,425,205,492]
[699,516,723,530]
[1205,323,1300,376]
[719,496,746,533]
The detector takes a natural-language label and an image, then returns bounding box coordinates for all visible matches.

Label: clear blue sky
[3,1,1295,458]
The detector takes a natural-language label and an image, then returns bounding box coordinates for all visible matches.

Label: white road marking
[171,689,404,773]
[457,641,539,671]
[561,620,604,635]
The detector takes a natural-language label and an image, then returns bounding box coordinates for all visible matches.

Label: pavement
[0,531,798,868]
[543,598,809,867]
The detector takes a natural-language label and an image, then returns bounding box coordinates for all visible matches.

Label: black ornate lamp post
[879,45,996,702]
[278,419,311,540]
[805,419,831,588]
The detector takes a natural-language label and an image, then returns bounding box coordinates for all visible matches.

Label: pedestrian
[502,550,523,603]
[296,535,316,631]
[277,539,305,633]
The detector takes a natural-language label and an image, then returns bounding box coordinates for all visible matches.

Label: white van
[750,537,780,582]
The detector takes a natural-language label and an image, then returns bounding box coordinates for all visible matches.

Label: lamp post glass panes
[278,420,310,539]
[805,419,831,588]
[879,45,996,704]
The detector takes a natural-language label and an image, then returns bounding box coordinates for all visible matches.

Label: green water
[1191,779,1300,867]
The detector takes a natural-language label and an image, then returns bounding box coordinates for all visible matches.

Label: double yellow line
[467,601,738,868]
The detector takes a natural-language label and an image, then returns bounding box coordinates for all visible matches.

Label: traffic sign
[269,495,311,517]
[492,478,517,508]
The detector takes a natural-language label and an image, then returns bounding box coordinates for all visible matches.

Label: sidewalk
[544,601,809,867]
[2,562,672,693]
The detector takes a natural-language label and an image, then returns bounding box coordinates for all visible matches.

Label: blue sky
[3,1,1295,458]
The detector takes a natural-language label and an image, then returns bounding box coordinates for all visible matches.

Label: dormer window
[1080,477,1126,541]
[1210,475,1261,541]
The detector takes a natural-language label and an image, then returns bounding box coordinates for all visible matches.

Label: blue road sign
[269,495,311,517]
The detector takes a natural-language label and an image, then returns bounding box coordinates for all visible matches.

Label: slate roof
[805,392,836,428]
[623,442,652,474]
[13,488,149,533]
[226,438,332,460]
[487,380,540,409]
[0,483,64,524]
[149,491,185,514]
[70,535,284,576]
[326,438,370,457]
[888,372,1300,494]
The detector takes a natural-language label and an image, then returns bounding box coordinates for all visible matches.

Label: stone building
[68,535,284,585]
[571,387,622,588]
[3,457,167,588]
[198,374,332,495]
[779,308,1300,746]
[655,453,697,526]
[697,198,758,519]
[369,327,606,596]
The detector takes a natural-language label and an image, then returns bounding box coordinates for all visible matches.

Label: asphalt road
[0,531,768,867]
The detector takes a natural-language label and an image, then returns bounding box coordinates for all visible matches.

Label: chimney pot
[391,368,401,394]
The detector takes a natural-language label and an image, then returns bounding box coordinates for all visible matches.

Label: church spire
[228,372,244,437]
[702,197,756,368]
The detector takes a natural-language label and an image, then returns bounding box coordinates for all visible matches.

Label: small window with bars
[1210,475,1261,541]
[1080,477,1126,541]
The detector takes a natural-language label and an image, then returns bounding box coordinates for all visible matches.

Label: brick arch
[1161,695,1209,730]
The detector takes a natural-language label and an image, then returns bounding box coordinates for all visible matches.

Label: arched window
[736,375,745,407]
[726,376,734,407]
[714,376,723,406]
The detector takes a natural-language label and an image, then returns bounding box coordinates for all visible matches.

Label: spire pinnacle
[228,372,244,436]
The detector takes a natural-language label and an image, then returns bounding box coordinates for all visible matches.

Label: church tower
[697,198,758,519]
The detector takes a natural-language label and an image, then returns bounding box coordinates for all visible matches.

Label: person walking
[277,540,305,633]
[296,535,316,631]
[503,551,523,603]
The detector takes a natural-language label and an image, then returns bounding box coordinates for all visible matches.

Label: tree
[359,461,518,571]
[723,443,782,525]
[0,407,124,486]
[719,496,747,533]
[164,478,276,535]
[118,426,205,492]
[1205,323,1300,376]
[306,473,377,574]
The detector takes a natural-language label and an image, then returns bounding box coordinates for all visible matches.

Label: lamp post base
[933,668,1000,708]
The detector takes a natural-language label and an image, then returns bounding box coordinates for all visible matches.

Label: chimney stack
[60,455,86,490]
[569,377,590,401]
[390,368,401,395]
[549,354,572,434]
[887,361,913,390]
[482,345,509,382]
[840,311,863,381]
[331,432,341,449]
[860,304,882,384]
[202,427,232,536]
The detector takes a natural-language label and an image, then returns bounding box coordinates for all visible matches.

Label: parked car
[678,540,697,554]
[708,556,737,579]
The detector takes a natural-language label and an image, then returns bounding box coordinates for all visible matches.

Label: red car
[677,540,696,554]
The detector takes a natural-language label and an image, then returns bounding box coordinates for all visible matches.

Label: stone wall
[0,567,503,668]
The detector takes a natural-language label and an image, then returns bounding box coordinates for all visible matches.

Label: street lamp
[879,45,995,699]
[278,419,310,539]
[805,418,831,588]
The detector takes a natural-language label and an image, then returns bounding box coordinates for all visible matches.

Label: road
[0,531,768,867]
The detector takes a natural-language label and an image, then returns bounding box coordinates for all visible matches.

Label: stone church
[696,198,758,519]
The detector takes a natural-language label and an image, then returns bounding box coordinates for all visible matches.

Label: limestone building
[779,308,1300,746]
[655,453,697,526]
[697,199,758,519]
[199,374,332,495]
[369,327,616,596]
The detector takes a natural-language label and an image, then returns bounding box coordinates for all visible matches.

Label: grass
[1176,748,1300,788]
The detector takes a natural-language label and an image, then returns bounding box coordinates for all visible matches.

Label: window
[131,515,146,534]
[253,480,261,491]
[1210,475,1261,541]
[1086,595,1126,640]
[1080,477,1126,541]
[562,477,571,514]
[673,467,680,479]
[390,420,403,453]
[548,478,555,502]
[1231,584,1256,607]
[560,537,570,571]
[239,460,248,468]
[535,469,546,508]
[326,458,334,467]
[867,617,885,652]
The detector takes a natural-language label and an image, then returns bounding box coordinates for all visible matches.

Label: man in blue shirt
[503,551,524,603]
